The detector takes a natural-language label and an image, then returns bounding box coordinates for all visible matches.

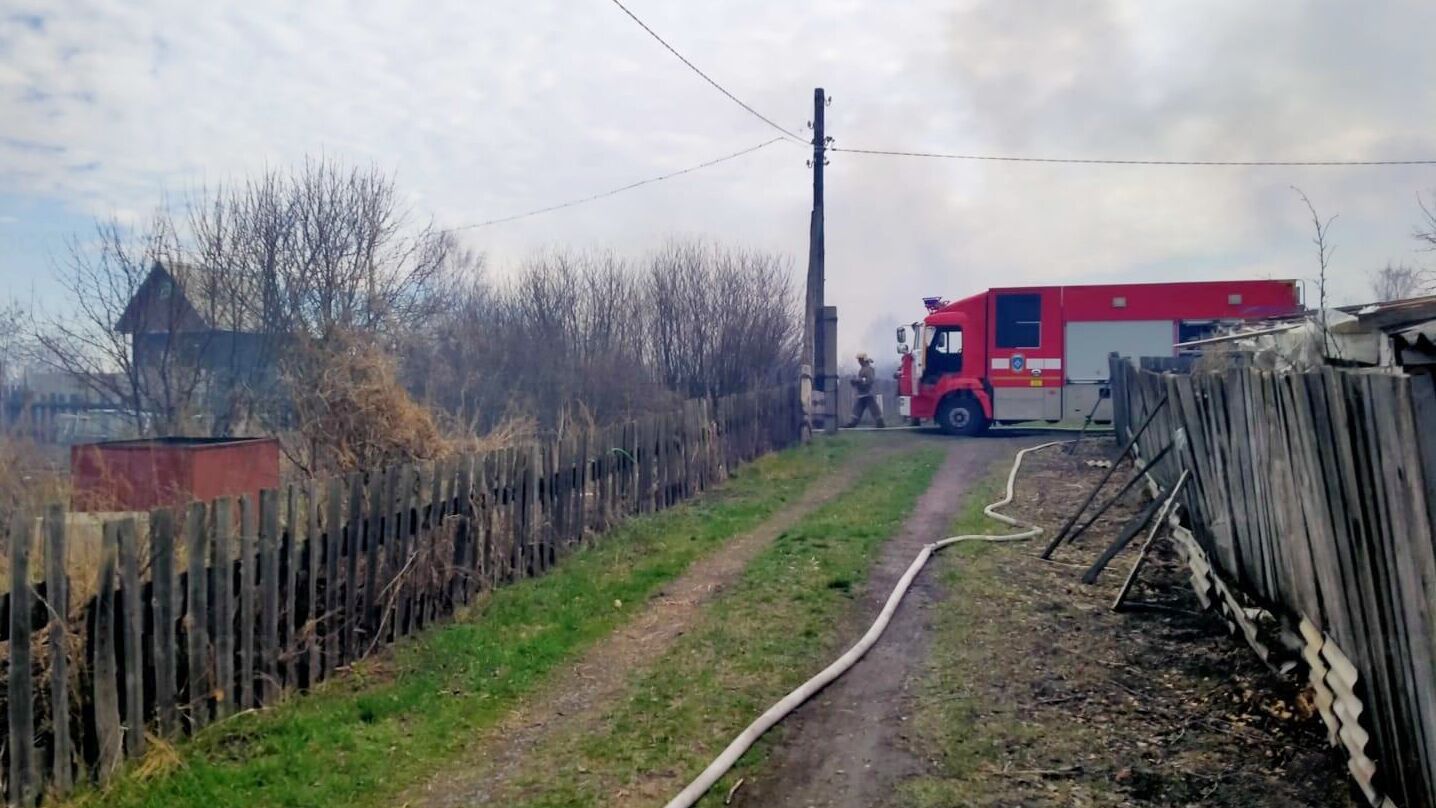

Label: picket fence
[1111,357,1436,808]
[0,383,802,804]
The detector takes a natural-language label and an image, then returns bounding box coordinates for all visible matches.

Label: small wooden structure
[69,437,281,512]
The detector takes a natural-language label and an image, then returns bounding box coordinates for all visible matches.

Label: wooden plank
[95,518,123,779]
[306,480,322,688]
[380,466,398,643]
[452,456,474,604]
[1275,376,1326,628]
[43,504,73,795]
[396,464,417,637]
[212,498,235,719]
[184,503,210,731]
[429,458,449,620]
[117,517,145,759]
[324,477,343,675]
[528,445,542,575]
[1288,373,1358,640]
[285,485,301,691]
[479,455,493,590]
[1331,371,1412,804]
[238,495,256,709]
[259,488,281,705]
[345,473,363,662]
[1389,375,1436,802]
[1366,375,1434,802]
[8,511,37,805]
[149,508,179,736]
[363,470,382,645]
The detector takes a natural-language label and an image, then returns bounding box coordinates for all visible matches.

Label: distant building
[114,262,284,426]
[115,261,279,384]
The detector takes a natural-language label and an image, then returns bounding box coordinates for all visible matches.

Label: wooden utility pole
[803,88,829,432]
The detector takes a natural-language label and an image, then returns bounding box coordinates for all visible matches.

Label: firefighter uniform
[846,353,885,428]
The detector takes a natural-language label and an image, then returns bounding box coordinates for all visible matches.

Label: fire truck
[896,279,1302,435]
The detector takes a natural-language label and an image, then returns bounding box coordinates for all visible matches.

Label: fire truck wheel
[937,396,988,436]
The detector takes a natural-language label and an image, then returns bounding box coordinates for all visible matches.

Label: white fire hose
[663,440,1069,808]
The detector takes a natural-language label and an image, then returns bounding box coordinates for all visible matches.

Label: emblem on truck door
[1009,354,1026,372]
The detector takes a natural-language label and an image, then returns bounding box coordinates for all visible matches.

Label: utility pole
[803,88,833,433]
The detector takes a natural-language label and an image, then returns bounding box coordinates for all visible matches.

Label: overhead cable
[606,0,806,143]
[831,146,1436,167]
[445,138,785,231]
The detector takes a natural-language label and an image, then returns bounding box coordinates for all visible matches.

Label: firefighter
[846,352,886,428]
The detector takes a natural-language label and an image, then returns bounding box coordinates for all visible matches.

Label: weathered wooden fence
[0,384,801,804]
[1111,357,1436,808]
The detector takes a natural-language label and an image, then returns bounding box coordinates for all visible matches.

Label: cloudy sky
[3,0,1436,356]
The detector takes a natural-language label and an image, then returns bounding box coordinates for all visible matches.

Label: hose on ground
[662,440,1070,808]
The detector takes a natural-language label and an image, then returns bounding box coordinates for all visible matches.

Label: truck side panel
[986,287,1064,423]
[1063,320,1177,382]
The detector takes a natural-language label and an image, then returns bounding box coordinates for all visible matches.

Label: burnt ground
[895,439,1357,807]
[732,436,1355,808]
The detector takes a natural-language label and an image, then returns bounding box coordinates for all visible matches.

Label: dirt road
[407,439,906,808]
[734,436,1017,808]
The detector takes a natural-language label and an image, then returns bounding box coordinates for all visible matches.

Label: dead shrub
[282,332,444,476]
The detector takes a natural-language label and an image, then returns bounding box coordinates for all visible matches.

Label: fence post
[116,517,145,760]
[149,508,178,736]
[8,511,37,805]
[238,495,256,709]
[212,498,235,719]
[44,505,73,796]
[95,519,123,779]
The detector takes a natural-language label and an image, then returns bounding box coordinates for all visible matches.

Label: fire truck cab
[897,280,1302,435]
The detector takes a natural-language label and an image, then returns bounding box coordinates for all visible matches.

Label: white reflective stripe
[990,357,1062,370]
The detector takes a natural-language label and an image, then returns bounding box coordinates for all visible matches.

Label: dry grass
[283,331,447,477]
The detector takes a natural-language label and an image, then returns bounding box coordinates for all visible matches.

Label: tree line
[18,159,798,474]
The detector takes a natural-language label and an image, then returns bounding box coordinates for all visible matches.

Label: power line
[831,145,1436,167]
[606,0,806,143]
[445,138,785,232]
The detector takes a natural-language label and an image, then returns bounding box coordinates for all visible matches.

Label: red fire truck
[896,279,1302,435]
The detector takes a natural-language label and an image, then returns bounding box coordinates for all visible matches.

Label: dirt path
[406,438,909,808]
[734,437,1016,808]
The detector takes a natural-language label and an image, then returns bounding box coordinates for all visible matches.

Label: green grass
[78,438,859,808]
[498,445,947,808]
[897,459,1112,808]
[896,470,1022,807]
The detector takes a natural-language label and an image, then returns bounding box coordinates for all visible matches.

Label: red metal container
[70,436,280,512]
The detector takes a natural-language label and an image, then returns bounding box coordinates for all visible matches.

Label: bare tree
[0,298,30,387]
[644,240,798,399]
[1368,262,1429,301]
[403,240,799,435]
[36,158,468,438]
[1417,191,1436,254]
[35,215,211,435]
[1293,187,1339,359]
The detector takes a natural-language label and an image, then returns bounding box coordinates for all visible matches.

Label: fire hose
[663,440,1070,808]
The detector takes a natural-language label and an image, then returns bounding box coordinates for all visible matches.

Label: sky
[3,0,1436,359]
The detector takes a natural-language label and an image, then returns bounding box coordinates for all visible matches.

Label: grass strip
[498,445,947,808]
[76,437,858,808]
[896,468,1020,807]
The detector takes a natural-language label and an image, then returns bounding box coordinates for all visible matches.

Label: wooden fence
[0,383,802,804]
[1110,357,1436,807]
